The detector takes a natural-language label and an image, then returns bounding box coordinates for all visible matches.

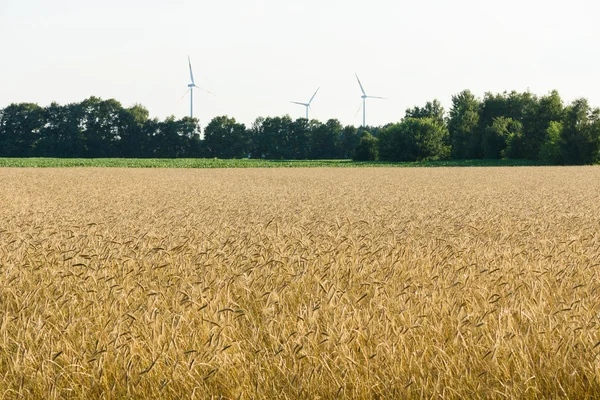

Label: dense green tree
[532,90,564,144]
[269,115,294,159]
[475,91,536,159]
[203,116,247,158]
[36,102,85,157]
[477,92,512,158]
[538,121,563,164]
[180,117,202,157]
[248,117,266,158]
[478,92,508,131]
[249,116,294,159]
[288,118,312,159]
[0,91,598,164]
[502,91,537,159]
[0,103,44,156]
[448,90,480,159]
[340,125,360,159]
[116,104,152,157]
[79,97,124,157]
[477,90,562,160]
[482,117,521,159]
[151,116,199,158]
[353,131,378,161]
[559,99,600,165]
[519,90,564,160]
[310,119,343,159]
[405,99,446,127]
[379,118,449,162]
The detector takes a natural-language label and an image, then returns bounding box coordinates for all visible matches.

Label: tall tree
[37,102,85,157]
[0,103,44,157]
[288,118,312,159]
[353,131,378,161]
[523,90,565,160]
[339,125,360,159]
[117,104,151,157]
[483,117,522,159]
[310,119,343,159]
[248,117,266,158]
[379,118,449,162]
[250,116,294,159]
[79,97,124,157]
[448,90,480,159]
[151,116,199,158]
[560,99,600,165]
[538,121,563,164]
[203,116,248,158]
[405,99,446,127]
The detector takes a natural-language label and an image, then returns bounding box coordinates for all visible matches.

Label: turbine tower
[188,56,196,118]
[291,87,320,120]
[355,73,386,127]
[185,56,212,119]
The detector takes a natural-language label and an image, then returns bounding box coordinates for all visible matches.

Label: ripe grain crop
[1,167,600,399]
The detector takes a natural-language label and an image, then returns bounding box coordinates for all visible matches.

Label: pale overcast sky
[1,0,598,127]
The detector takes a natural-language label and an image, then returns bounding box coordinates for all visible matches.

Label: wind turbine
[290,87,320,120]
[184,56,212,118]
[355,73,386,127]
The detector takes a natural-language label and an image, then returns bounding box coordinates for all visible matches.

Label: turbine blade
[367,96,387,100]
[308,87,320,105]
[291,101,308,106]
[177,88,191,103]
[355,101,363,116]
[194,85,213,95]
[188,56,195,85]
[355,73,366,96]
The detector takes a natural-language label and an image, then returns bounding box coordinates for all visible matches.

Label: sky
[1,0,599,128]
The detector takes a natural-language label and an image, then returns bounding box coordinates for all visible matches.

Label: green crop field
[0,158,544,168]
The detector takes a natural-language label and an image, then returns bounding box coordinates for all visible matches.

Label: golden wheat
[1,167,600,399]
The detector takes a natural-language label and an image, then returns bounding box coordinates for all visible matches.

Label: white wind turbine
[355,73,386,127]
[184,56,212,118]
[290,87,320,120]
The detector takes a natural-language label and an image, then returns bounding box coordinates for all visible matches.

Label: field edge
[0,158,547,168]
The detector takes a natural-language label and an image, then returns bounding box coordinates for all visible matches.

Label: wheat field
[1,167,600,399]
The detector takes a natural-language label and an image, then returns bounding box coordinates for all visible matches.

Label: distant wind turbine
[355,73,386,127]
[290,87,320,120]
[184,56,212,119]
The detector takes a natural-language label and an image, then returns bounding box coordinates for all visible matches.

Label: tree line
[1,90,599,164]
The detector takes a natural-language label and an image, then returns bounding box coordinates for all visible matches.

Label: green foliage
[117,104,151,157]
[80,97,123,157]
[559,99,600,165]
[521,90,564,159]
[288,118,312,159]
[448,90,480,159]
[453,89,567,163]
[405,99,446,127]
[340,125,360,159]
[203,116,247,158]
[152,116,200,158]
[379,118,449,162]
[248,116,296,159]
[482,117,522,159]
[0,90,598,165]
[538,121,563,164]
[0,103,44,157]
[502,126,525,160]
[311,119,343,159]
[37,102,85,157]
[353,131,379,161]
